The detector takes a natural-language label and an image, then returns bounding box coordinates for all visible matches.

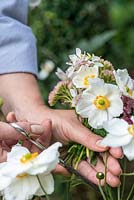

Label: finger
[22,140,32,150]
[1,141,11,151]
[0,142,8,163]
[66,121,108,152]
[101,153,122,176]
[52,164,69,176]
[6,112,17,122]
[109,147,123,159]
[77,160,105,186]
[88,157,121,187]
[0,121,44,141]
[31,119,52,152]
[0,122,26,140]
[2,140,17,148]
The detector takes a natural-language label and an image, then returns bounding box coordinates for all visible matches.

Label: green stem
[74,146,85,170]
[98,180,107,200]
[121,158,126,200]
[86,147,90,158]
[104,152,108,185]
[71,146,85,181]
[126,184,134,200]
[103,152,113,200]
[36,175,50,200]
[121,172,134,176]
[117,186,121,200]
[132,195,134,200]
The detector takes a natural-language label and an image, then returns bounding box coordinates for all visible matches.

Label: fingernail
[96,140,107,148]
[120,154,124,159]
[31,125,44,134]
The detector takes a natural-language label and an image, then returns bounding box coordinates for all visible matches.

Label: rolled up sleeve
[0,0,38,75]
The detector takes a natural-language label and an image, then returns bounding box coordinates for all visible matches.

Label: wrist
[0,73,44,118]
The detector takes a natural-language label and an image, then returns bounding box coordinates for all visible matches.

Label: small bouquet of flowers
[49,48,134,200]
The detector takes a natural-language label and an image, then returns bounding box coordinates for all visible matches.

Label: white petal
[76,94,95,118]
[4,176,39,200]
[72,74,86,88]
[0,175,12,190]
[76,48,81,57]
[101,134,132,147]
[0,162,31,179]
[36,173,54,195]
[103,118,128,136]
[28,142,61,175]
[7,145,29,162]
[70,88,77,98]
[107,98,123,118]
[55,68,68,81]
[123,139,134,161]
[88,110,108,129]
[69,55,77,62]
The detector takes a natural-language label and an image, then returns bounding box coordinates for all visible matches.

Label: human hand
[0,119,52,162]
[7,107,123,187]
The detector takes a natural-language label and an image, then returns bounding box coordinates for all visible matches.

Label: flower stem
[36,175,50,200]
[121,158,126,200]
[117,186,121,200]
[74,146,85,170]
[121,172,134,176]
[126,184,134,200]
[98,180,107,200]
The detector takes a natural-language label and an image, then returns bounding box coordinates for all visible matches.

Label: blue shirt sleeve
[0,0,38,75]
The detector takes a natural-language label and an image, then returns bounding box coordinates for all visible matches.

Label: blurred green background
[29,0,134,199]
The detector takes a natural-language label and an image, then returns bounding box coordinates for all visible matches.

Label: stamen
[128,124,134,136]
[94,96,110,110]
[126,86,132,96]
[20,152,38,163]
[83,75,96,86]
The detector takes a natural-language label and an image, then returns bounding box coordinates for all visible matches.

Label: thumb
[66,122,108,152]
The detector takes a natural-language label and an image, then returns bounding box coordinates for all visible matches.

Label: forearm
[0,73,47,120]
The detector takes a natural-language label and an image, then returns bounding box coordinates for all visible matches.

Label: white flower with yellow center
[72,66,99,88]
[101,118,134,161]
[0,142,62,200]
[114,69,134,99]
[76,78,123,128]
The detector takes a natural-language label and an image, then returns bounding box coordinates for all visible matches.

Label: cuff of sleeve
[0,17,38,76]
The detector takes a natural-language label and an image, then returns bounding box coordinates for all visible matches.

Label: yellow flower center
[126,86,132,96]
[83,75,96,86]
[20,152,38,163]
[94,95,110,110]
[17,173,28,179]
[128,124,134,136]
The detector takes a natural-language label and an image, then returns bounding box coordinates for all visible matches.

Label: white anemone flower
[91,54,103,68]
[101,118,134,161]
[70,88,82,107]
[29,0,41,8]
[72,65,99,88]
[56,67,75,81]
[68,48,83,66]
[0,142,62,200]
[114,69,134,99]
[76,78,123,128]
[67,48,91,68]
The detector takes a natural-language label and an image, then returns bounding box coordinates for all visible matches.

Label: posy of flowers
[49,48,134,200]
